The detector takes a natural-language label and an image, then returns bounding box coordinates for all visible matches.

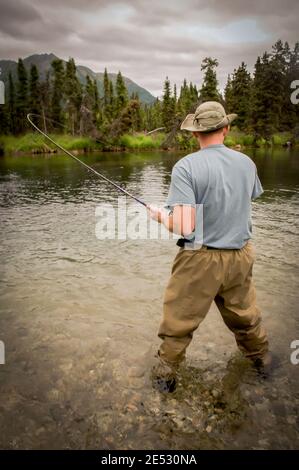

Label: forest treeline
[0,39,298,147]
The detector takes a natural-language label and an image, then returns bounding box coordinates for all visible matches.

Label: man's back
[166,143,263,249]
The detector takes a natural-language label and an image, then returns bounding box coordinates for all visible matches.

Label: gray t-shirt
[166,144,263,249]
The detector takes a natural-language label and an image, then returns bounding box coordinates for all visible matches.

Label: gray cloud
[0,0,42,37]
[0,0,298,96]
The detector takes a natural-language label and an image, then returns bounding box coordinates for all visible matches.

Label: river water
[0,148,298,449]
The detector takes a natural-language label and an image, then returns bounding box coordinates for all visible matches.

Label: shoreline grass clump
[271,133,292,146]
[118,133,165,150]
[51,134,97,151]
[0,133,99,154]
[175,133,198,150]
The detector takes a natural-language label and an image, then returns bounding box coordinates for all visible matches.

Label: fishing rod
[27,113,147,207]
[145,127,165,136]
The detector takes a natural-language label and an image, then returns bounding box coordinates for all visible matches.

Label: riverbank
[0,133,165,155]
[0,134,100,155]
[0,130,297,156]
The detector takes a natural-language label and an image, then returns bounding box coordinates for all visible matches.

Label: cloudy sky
[0,0,298,97]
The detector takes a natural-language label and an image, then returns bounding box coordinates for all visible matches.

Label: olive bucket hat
[180,101,237,133]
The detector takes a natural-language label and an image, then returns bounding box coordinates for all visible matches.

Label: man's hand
[147,204,165,223]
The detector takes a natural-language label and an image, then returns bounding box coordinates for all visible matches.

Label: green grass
[224,136,236,147]
[242,135,255,146]
[0,134,50,153]
[52,134,98,151]
[226,130,255,147]
[271,132,292,146]
[176,133,198,150]
[256,137,267,147]
[118,133,166,149]
[0,133,99,154]
[226,130,293,148]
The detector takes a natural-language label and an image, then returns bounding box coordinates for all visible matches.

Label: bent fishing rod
[27,113,147,207]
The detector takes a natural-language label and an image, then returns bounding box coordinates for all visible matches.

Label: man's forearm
[148,205,195,236]
[161,213,175,233]
[153,210,184,235]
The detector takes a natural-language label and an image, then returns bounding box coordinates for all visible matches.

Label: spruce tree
[115,71,128,114]
[224,75,233,112]
[172,83,178,117]
[224,62,252,130]
[102,68,114,122]
[15,58,28,133]
[93,79,100,116]
[109,80,115,117]
[8,72,16,134]
[189,82,198,103]
[103,68,110,109]
[0,105,7,135]
[269,40,289,131]
[64,58,82,134]
[51,58,65,130]
[130,94,143,132]
[199,57,219,101]
[179,79,191,114]
[39,72,50,133]
[173,83,177,107]
[85,76,100,128]
[85,75,94,99]
[29,64,40,117]
[162,77,175,131]
[251,53,274,138]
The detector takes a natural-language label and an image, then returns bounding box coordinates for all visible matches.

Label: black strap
[176,238,193,247]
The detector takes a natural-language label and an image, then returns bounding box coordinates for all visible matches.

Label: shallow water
[0,148,298,449]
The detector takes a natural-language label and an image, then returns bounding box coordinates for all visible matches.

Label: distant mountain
[0,53,156,105]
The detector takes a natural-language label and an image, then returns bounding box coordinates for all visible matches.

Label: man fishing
[148,101,271,392]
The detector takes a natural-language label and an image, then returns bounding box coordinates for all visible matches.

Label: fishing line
[27,113,147,207]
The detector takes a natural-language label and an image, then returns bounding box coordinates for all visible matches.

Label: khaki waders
[158,241,268,366]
